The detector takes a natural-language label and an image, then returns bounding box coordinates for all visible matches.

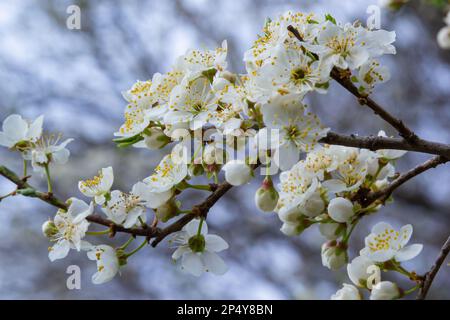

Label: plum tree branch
[417,235,450,300]
[320,132,450,159]
[0,165,160,238]
[362,155,448,206]
[287,25,418,142]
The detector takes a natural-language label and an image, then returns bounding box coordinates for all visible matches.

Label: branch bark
[417,235,450,300]
[321,132,450,159]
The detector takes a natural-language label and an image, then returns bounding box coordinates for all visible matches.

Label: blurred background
[0,0,449,299]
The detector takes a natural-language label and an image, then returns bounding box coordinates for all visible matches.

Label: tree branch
[363,156,448,205]
[0,165,160,238]
[321,132,450,159]
[287,25,418,142]
[151,179,234,247]
[417,235,450,300]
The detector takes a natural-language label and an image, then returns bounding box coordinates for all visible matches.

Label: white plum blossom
[353,59,390,95]
[144,154,188,193]
[48,198,93,261]
[165,77,217,130]
[305,21,395,71]
[347,255,377,288]
[258,94,329,171]
[331,284,362,300]
[104,182,171,228]
[177,40,228,79]
[28,134,73,173]
[221,160,253,186]
[360,222,423,263]
[370,281,402,300]
[276,161,320,217]
[78,167,114,205]
[87,245,120,284]
[171,219,229,277]
[327,197,355,223]
[0,114,44,150]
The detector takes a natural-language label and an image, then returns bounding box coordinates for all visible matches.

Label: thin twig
[363,156,448,205]
[417,235,450,300]
[287,25,418,142]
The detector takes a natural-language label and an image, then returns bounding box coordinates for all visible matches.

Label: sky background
[0,0,449,299]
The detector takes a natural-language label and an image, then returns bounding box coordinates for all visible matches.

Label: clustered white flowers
[0,10,427,297]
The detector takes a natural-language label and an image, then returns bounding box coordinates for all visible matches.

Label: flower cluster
[0,10,428,297]
[332,222,423,300]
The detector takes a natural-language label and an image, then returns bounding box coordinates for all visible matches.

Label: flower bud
[143,127,170,149]
[331,284,362,300]
[319,222,345,240]
[347,256,376,288]
[222,160,252,186]
[155,198,180,222]
[280,215,312,236]
[378,0,409,11]
[437,26,450,50]
[321,240,348,270]
[300,191,325,218]
[254,177,279,212]
[328,197,355,223]
[188,163,204,177]
[42,220,58,239]
[370,281,402,300]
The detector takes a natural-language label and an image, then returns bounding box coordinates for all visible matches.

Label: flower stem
[125,238,148,258]
[187,183,212,191]
[44,164,53,193]
[120,236,135,250]
[197,218,204,237]
[23,159,27,177]
[86,229,110,236]
[404,284,420,295]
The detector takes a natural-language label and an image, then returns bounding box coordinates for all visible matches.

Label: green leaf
[325,13,337,25]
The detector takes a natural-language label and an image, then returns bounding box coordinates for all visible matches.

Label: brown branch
[287,25,418,142]
[321,132,450,159]
[151,181,233,247]
[0,165,160,238]
[417,235,450,300]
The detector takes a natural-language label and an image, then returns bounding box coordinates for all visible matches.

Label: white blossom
[437,26,450,50]
[347,255,377,288]
[370,281,402,300]
[221,160,252,186]
[171,219,229,276]
[258,94,329,171]
[78,167,114,205]
[0,114,44,150]
[331,283,362,300]
[48,198,93,261]
[327,197,355,223]
[360,222,423,262]
[87,245,120,284]
[28,134,73,172]
[143,154,188,193]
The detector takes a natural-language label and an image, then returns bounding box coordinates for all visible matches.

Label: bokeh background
[0,0,449,299]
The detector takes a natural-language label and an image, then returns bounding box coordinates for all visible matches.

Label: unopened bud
[255,177,279,212]
[321,240,348,270]
[155,198,180,223]
[42,220,58,239]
